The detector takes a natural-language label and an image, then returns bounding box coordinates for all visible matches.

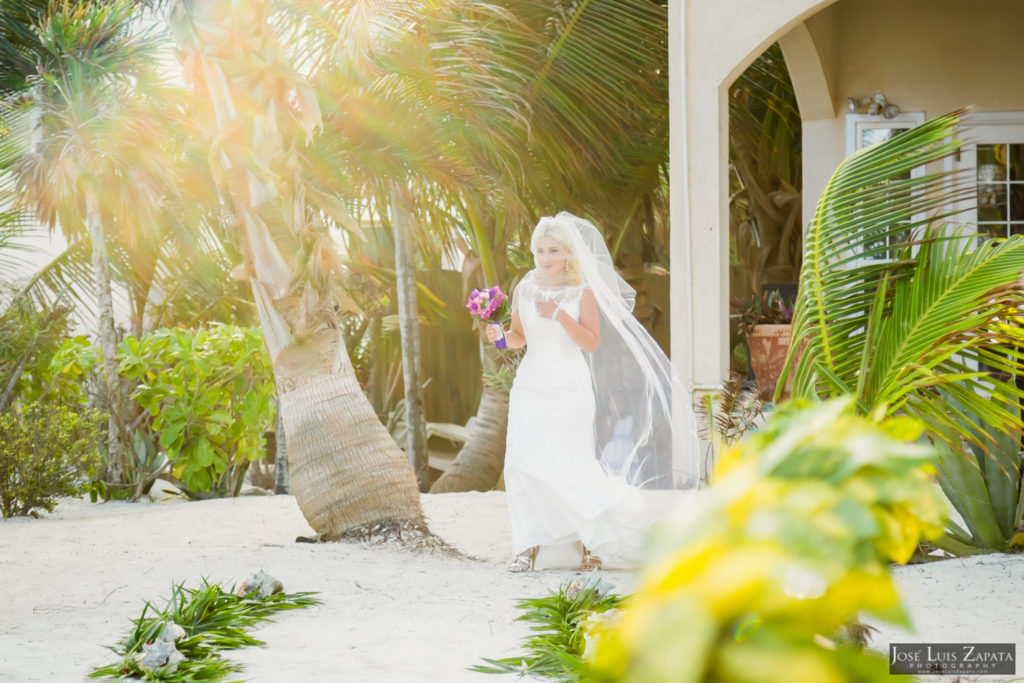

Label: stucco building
[670,0,1024,400]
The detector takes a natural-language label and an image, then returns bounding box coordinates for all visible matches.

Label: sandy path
[0,492,625,683]
[2,492,1024,682]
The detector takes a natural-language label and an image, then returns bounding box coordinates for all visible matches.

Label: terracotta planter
[747,324,792,398]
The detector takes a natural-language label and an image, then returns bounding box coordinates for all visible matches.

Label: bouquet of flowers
[467,285,510,348]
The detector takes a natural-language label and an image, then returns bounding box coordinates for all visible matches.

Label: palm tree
[170,0,425,537]
[783,110,1024,436]
[0,0,50,92]
[275,0,533,494]
[780,109,1024,552]
[5,0,177,487]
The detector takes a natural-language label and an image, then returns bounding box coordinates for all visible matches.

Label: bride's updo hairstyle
[532,216,583,285]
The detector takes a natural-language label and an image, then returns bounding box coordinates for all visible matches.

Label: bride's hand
[536,301,558,319]
[485,324,504,342]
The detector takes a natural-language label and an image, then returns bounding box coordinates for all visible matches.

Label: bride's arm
[547,288,600,352]
[504,310,527,348]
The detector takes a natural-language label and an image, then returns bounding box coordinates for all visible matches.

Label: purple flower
[466,285,509,322]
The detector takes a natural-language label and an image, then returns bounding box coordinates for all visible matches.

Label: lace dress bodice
[513,278,586,361]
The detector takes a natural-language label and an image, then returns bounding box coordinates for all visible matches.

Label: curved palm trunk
[430,385,508,492]
[175,0,423,536]
[280,345,422,538]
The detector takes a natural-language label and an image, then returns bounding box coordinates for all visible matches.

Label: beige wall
[670,0,834,394]
[672,0,1024,397]
[829,0,1024,116]
[793,0,1024,243]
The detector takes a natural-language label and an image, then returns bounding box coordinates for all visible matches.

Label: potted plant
[732,288,795,398]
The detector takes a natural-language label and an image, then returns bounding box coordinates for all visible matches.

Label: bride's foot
[508,547,538,572]
[579,546,602,572]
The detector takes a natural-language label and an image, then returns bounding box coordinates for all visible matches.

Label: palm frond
[785,110,973,399]
[785,109,1024,452]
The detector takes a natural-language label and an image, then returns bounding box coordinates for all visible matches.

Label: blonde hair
[531,217,583,285]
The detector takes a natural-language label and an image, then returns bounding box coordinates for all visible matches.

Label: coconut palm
[4,0,180,487]
[781,110,1024,553]
[272,0,533,494]
[783,110,1024,438]
[170,0,427,537]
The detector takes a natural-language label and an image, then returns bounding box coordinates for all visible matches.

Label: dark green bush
[0,402,103,517]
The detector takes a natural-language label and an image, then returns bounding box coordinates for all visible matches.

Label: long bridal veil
[539,212,702,489]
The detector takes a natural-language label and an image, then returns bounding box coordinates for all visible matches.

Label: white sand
[1,491,1023,682]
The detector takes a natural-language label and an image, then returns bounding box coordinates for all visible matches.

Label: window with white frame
[949,113,1024,380]
[846,112,926,262]
[976,143,1024,239]
[950,113,1024,242]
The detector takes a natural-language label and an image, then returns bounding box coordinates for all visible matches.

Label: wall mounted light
[847,92,900,119]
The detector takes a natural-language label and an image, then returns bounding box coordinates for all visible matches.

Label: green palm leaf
[784,109,1024,452]
[786,110,970,398]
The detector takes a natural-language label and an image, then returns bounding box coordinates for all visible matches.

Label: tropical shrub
[584,399,946,682]
[782,110,1024,444]
[0,401,103,517]
[36,334,103,406]
[780,109,1024,555]
[119,325,276,498]
[0,293,77,411]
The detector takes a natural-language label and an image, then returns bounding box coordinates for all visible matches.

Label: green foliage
[474,574,624,680]
[90,578,320,682]
[0,401,103,517]
[783,110,1024,441]
[781,109,1024,558]
[731,289,795,333]
[729,42,803,307]
[35,334,102,406]
[585,399,945,682]
[930,398,1024,555]
[0,293,77,408]
[119,326,276,498]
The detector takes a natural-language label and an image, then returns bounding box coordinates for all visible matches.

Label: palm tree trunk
[390,185,428,489]
[369,312,386,417]
[175,0,424,536]
[273,395,289,494]
[430,385,508,492]
[279,342,422,538]
[85,191,127,486]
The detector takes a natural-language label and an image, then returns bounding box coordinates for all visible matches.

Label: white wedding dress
[503,276,647,567]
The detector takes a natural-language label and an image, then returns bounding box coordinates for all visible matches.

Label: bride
[486,212,701,572]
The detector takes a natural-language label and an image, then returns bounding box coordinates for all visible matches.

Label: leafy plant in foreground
[584,399,945,682]
[90,578,320,682]
[473,573,623,680]
[119,326,276,498]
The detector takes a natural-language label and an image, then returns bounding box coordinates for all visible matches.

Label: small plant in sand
[473,572,623,679]
[91,572,319,682]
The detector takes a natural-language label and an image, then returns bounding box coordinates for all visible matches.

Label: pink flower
[466,285,509,322]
